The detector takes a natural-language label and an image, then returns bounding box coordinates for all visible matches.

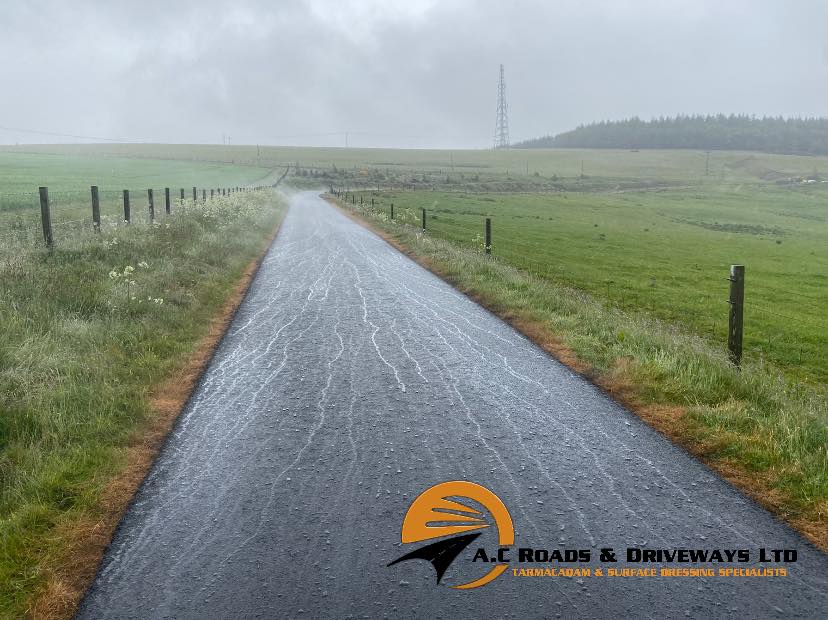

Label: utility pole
[494,64,510,149]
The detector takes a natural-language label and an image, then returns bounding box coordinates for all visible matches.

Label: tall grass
[0,190,284,617]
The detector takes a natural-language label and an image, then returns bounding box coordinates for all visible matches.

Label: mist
[2,0,827,149]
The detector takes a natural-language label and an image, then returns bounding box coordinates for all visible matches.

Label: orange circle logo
[388,481,514,589]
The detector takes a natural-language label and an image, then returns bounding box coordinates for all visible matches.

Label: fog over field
[2,0,828,148]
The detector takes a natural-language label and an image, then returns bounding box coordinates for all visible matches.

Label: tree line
[515,115,828,155]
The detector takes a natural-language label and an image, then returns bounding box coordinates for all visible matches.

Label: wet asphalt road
[79,191,827,619]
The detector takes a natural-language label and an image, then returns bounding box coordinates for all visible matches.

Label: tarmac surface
[78,191,828,618]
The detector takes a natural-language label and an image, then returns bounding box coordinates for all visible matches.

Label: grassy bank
[329,193,827,550]
[0,189,285,617]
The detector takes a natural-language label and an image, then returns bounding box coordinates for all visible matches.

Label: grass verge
[0,189,286,618]
[326,193,827,552]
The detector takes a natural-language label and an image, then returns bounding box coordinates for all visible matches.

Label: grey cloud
[1,0,827,148]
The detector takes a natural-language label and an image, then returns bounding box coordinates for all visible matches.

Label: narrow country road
[78,191,827,618]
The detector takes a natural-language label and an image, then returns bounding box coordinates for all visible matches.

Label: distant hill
[515,115,828,155]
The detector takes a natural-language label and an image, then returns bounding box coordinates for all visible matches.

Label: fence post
[211,189,214,199]
[148,189,155,223]
[391,203,394,220]
[91,185,101,231]
[202,189,206,202]
[727,265,745,367]
[422,208,426,232]
[485,217,491,254]
[123,189,131,223]
[165,187,171,214]
[192,187,197,203]
[39,186,53,248]
[180,188,185,201]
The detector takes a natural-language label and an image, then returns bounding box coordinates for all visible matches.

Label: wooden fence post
[202,189,206,202]
[91,185,101,231]
[123,189,131,223]
[165,187,171,214]
[180,188,185,201]
[728,265,745,367]
[192,187,197,202]
[422,208,426,232]
[148,189,155,223]
[485,217,491,254]
[211,189,214,199]
[390,203,394,220]
[39,186,53,248]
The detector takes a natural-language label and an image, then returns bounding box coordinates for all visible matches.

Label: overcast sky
[1,0,827,149]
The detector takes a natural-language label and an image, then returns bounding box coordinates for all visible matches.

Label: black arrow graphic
[387,532,482,584]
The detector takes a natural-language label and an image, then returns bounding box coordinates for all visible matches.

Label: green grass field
[5,142,828,182]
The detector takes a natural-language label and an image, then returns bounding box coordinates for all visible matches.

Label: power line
[0,124,140,143]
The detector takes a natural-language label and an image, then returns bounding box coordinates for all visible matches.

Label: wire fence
[0,167,289,250]
[333,186,827,384]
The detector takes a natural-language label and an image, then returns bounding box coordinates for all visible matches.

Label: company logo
[387,481,514,589]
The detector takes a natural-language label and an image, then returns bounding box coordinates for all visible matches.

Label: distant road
[79,191,827,618]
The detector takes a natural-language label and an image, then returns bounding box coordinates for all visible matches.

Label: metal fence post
[728,265,745,367]
[123,189,131,223]
[39,186,53,248]
[91,185,101,231]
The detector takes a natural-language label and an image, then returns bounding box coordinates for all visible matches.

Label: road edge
[29,203,289,620]
[323,194,827,555]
